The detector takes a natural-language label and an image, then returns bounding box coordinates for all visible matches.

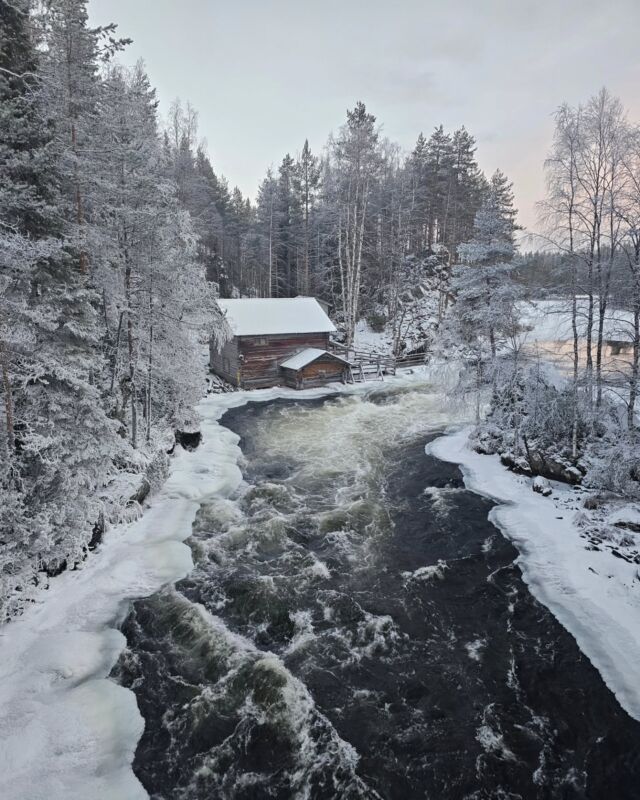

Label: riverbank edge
[428,426,640,723]
[0,383,347,800]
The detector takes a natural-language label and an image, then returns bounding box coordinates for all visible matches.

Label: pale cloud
[89,0,640,231]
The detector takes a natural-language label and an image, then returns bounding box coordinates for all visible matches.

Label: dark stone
[176,430,202,451]
[610,549,632,562]
[88,511,105,551]
[614,520,640,533]
[501,448,584,486]
[128,477,151,507]
[532,477,552,496]
[43,558,68,578]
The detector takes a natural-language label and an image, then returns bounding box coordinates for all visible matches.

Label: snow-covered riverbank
[0,384,338,800]
[429,427,640,722]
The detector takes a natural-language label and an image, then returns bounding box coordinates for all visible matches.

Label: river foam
[0,383,347,800]
[4,366,638,798]
[121,385,640,797]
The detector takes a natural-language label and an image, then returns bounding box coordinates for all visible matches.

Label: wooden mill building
[210,297,350,390]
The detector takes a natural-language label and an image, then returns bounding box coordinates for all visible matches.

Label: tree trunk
[585,260,594,405]
[110,310,124,395]
[303,176,310,295]
[628,287,640,432]
[268,197,274,298]
[475,355,481,425]
[124,242,137,449]
[595,295,607,407]
[571,284,580,459]
[0,340,14,454]
[146,273,154,444]
[71,122,88,274]
[337,212,349,345]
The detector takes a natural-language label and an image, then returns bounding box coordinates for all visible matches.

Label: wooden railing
[395,352,427,368]
[330,341,397,377]
[329,340,428,382]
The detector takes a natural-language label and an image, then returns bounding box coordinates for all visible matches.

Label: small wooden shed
[210,297,342,390]
[280,348,350,389]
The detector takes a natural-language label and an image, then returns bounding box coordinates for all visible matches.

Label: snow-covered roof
[280,348,349,371]
[216,297,336,337]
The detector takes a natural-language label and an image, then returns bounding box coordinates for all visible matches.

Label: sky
[88,0,640,234]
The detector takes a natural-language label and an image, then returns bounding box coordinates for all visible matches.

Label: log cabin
[210,297,347,389]
[280,348,350,389]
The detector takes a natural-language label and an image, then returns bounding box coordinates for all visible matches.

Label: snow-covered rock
[608,505,640,533]
[532,476,553,496]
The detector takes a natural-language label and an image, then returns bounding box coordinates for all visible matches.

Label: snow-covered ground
[353,318,394,353]
[521,298,635,343]
[354,298,636,357]
[429,428,640,722]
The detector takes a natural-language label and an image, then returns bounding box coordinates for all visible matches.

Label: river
[112,384,640,799]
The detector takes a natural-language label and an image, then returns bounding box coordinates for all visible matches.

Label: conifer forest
[2,3,640,799]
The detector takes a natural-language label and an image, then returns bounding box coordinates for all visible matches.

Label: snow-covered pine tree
[332,102,382,345]
[95,63,223,444]
[448,170,523,422]
[294,140,321,295]
[407,132,429,253]
[407,126,455,255]
[427,127,454,251]
[444,128,486,263]
[275,153,301,297]
[191,147,226,284]
[256,169,279,297]
[0,0,57,610]
[17,0,123,578]
[0,0,119,611]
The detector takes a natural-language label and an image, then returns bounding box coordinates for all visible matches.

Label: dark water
[113,392,640,799]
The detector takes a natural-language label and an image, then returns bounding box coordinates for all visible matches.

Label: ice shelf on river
[0,384,336,800]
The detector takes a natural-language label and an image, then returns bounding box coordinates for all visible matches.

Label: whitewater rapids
[1,369,640,799]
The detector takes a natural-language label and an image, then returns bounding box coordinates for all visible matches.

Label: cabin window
[257,337,268,345]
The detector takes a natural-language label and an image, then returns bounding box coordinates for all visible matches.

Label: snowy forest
[0,0,229,615]
[1,0,640,624]
[4,1,640,798]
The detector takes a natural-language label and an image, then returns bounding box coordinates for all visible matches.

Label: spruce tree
[276,153,301,296]
[425,125,454,253]
[450,169,521,362]
[0,0,116,609]
[445,127,485,262]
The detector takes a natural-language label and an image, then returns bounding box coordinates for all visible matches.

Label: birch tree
[619,126,640,431]
[542,103,582,456]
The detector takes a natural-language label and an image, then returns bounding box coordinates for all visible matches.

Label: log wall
[209,338,241,385]
[239,333,330,389]
[211,332,333,389]
[282,354,348,389]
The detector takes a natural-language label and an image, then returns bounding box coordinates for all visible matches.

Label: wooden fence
[330,340,429,381]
